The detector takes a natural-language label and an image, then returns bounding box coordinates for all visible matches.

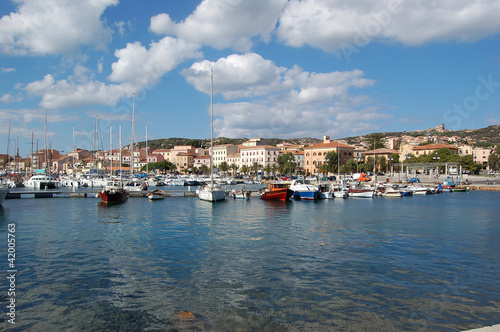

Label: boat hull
[0,186,7,206]
[198,189,226,202]
[260,188,293,201]
[231,190,251,199]
[99,189,128,204]
[348,189,374,198]
[292,190,319,200]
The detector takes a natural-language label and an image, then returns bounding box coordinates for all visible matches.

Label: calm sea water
[1,190,499,331]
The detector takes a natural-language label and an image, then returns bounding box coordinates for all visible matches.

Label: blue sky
[1,0,499,157]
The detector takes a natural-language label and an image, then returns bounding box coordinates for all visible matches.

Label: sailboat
[98,121,128,204]
[198,68,226,202]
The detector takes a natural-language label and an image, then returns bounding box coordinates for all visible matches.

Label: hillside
[136,137,321,150]
[135,125,499,150]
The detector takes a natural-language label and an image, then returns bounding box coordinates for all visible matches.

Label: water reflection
[1,192,499,330]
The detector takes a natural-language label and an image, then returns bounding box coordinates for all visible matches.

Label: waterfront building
[242,138,266,147]
[473,147,494,170]
[303,136,356,175]
[412,144,459,156]
[31,149,62,170]
[67,148,91,162]
[226,152,241,169]
[456,144,474,157]
[212,144,238,167]
[193,155,210,169]
[288,150,304,171]
[175,152,194,173]
[239,145,280,168]
[152,149,174,163]
[363,148,400,172]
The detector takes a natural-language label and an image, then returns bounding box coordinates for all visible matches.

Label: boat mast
[110,126,113,178]
[210,68,214,189]
[6,121,11,172]
[146,125,148,175]
[130,93,135,182]
[119,125,122,185]
[72,126,75,177]
[44,110,48,175]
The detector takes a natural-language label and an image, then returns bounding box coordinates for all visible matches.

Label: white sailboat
[124,93,146,193]
[198,68,226,202]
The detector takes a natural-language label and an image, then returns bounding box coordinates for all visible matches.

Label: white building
[239,145,280,168]
[212,144,238,167]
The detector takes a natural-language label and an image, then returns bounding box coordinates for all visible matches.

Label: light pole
[433,153,440,179]
[388,157,394,177]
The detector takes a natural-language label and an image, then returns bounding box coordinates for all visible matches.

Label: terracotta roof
[305,142,355,150]
[364,148,400,154]
[239,145,279,150]
[412,144,459,150]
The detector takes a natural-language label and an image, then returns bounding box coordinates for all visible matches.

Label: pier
[5,190,199,199]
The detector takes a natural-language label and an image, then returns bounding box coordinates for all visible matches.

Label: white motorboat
[147,189,165,200]
[381,185,403,197]
[347,188,374,198]
[24,174,61,189]
[407,185,430,195]
[289,179,320,200]
[317,183,334,199]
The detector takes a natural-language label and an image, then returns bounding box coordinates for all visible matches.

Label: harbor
[1,189,499,331]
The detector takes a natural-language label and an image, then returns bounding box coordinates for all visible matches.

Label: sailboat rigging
[197,68,226,202]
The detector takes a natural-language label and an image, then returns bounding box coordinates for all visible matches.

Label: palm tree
[263,164,271,178]
[219,161,229,175]
[251,162,260,176]
[241,165,249,176]
[271,163,278,179]
[199,164,209,175]
[230,163,238,176]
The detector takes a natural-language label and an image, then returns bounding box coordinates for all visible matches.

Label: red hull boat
[99,187,128,204]
[259,183,293,201]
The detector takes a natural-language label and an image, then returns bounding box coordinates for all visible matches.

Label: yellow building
[303,136,356,175]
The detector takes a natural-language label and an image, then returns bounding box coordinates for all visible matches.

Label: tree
[219,161,229,175]
[270,163,278,179]
[489,151,499,171]
[230,163,238,176]
[343,158,358,173]
[250,162,261,176]
[199,164,209,175]
[241,165,249,176]
[263,164,272,178]
[378,156,387,172]
[367,133,387,150]
[462,155,482,174]
[277,152,297,176]
[324,151,339,174]
[488,145,500,171]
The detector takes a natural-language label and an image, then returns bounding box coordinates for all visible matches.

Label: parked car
[407,178,420,183]
[488,170,496,175]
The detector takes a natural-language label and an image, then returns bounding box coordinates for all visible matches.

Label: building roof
[412,144,459,151]
[364,148,400,155]
[239,145,280,150]
[305,141,355,150]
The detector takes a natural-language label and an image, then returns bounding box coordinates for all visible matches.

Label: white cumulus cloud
[0,0,118,56]
[108,36,202,90]
[150,0,287,51]
[184,53,387,138]
[276,0,500,53]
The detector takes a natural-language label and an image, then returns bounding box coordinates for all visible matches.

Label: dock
[5,190,199,199]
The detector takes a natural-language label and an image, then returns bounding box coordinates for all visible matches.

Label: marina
[1,187,500,330]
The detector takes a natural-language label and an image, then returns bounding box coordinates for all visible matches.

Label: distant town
[1,123,499,176]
